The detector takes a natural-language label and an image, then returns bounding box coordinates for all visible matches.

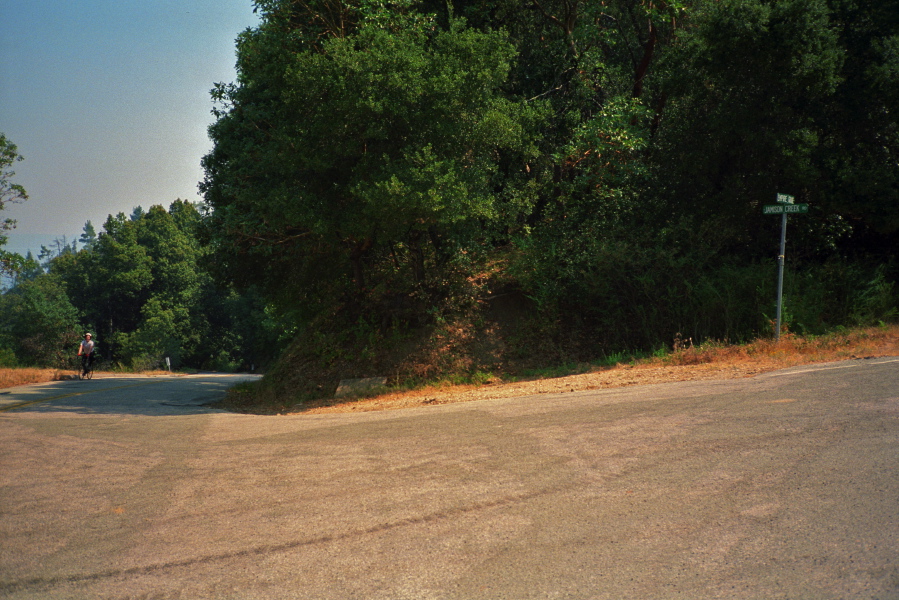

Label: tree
[0,274,81,367]
[202,4,544,328]
[0,133,29,276]
[629,0,899,263]
[78,213,153,358]
[814,0,899,253]
[121,203,206,368]
[16,251,43,282]
[116,297,190,370]
[79,221,97,251]
[199,0,899,377]
[129,205,145,222]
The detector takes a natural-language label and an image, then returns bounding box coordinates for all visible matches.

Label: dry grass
[275,324,899,415]
[0,367,74,388]
[0,367,182,389]
[660,325,899,368]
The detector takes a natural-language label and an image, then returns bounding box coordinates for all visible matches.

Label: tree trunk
[632,20,657,99]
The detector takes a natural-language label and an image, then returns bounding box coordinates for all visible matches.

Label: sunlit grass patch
[652,324,899,368]
[0,367,70,388]
[0,366,190,390]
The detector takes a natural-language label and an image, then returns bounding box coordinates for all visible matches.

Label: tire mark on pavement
[0,483,568,593]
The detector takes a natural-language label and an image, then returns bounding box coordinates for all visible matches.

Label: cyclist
[78,332,95,377]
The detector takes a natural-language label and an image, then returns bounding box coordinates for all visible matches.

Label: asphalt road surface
[0,361,897,600]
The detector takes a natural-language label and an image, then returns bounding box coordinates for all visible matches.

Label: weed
[594,351,628,367]
[519,362,590,380]
[435,370,498,387]
[0,348,18,368]
[470,370,495,386]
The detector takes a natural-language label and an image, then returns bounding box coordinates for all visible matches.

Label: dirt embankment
[293,326,899,415]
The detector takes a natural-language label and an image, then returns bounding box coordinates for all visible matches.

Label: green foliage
[202,5,545,329]
[4,5,899,403]
[78,221,97,251]
[0,132,27,219]
[512,225,771,353]
[516,362,590,380]
[851,266,899,326]
[595,351,628,368]
[7,0,872,387]
[649,0,898,256]
[0,347,18,368]
[0,274,81,367]
[116,297,189,370]
[190,0,899,395]
[10,0,896,392]
[0,199,286,371]
[0,132,28,276]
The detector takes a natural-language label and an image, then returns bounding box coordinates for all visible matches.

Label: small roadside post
[764,193,809,341]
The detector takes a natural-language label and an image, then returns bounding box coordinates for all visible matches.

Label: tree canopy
[1,200,284,370]
[202,5,545,324]
[200,0,897,369]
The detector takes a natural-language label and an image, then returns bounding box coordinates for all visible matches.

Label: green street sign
[776,193,795,204]
[763,204,808,215]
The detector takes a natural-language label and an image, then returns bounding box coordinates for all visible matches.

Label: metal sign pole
[775,211,787,342]
[765,194,805,342]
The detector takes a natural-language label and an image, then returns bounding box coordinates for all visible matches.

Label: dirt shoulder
[295,326,899,415]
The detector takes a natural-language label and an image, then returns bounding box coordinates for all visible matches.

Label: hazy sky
[0,0,259,255]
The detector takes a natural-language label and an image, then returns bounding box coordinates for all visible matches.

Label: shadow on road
[0,375,261,416]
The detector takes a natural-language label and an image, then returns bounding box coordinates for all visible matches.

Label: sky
[0,0,260,256]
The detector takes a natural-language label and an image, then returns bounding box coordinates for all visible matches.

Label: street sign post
[766,193,808,341]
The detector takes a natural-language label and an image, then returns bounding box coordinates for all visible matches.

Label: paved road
[0,361,897,599]
[0,373,261,416]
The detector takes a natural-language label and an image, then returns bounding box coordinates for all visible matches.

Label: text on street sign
[764,204,808,214]
[776,193,795,204]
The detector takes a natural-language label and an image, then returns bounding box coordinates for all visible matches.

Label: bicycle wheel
[85,365,93,380]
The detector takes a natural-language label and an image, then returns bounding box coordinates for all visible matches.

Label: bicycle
[78,353,96,380]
